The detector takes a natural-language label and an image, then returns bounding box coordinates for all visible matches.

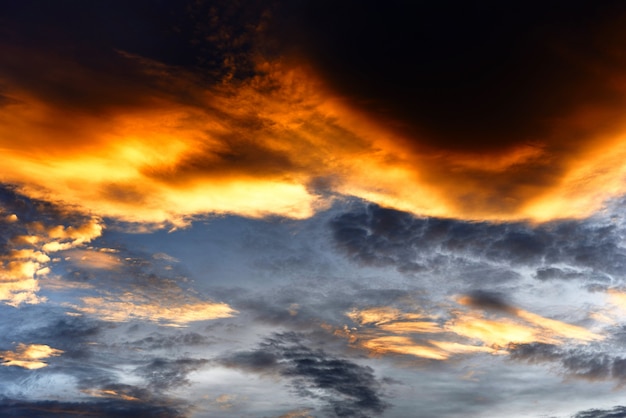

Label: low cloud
[0,397,188,418]
[573,406,626,418]
[220,332,388,417]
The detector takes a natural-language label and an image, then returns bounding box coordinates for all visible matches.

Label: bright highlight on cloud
[3,38,626,225]
[0,343,63,369]
[71,295,236,327]
[0,210,103,306]
[342,296,603,361]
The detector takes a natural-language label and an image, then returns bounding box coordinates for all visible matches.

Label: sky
[2,1,626,417]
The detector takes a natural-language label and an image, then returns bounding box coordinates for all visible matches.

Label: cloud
[220,332,388,417]
[330,202,626,282]
[339,292,602,362]
[0,343,62,369]
[573,406,626,418]
[0,397,188,418]
[0,186,103,306]
[3,3,626,225]
[509,342,626,384]
[71,295,236,327]
[137,358,209,391]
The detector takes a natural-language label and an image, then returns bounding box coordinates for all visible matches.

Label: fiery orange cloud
[2,43,626,225]
[0,343,63,369]
[70,294,236,326]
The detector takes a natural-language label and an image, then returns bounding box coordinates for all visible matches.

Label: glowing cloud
[0,343,63,369]
[343,300,602,360]
[3,44,626,226]
[0,214,103,306]
[71,295,236,326]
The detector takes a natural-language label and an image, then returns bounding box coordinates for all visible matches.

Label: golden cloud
[81,389,140,402]
[0,214,103,306]
[3,44,626,225]
[70,294,236,326]
[342,301,602,360]
[0,343,63,369]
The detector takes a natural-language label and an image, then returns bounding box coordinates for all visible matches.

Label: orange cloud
[3,42,626,226]
[342,301,602,360]
[362,336,449,361]
[81,389,139,402]
[64,249,122,270]
[70,294,236,326]
[0,343,63,369]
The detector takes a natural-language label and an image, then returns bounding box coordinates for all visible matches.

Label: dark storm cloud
[0,397,187,418]
[573,406,626,418]
[220,332,388,417]
[330,202,626,282]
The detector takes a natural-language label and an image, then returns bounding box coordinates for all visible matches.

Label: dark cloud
[137,358,209,391]
[461,290,516,314]
[267,0,626,153]
[125,332,210,351]
[509,343,626,383]
[220,332,388,417]
[0,397,187,418]
[573,406,626,418]
[330,202,626,282]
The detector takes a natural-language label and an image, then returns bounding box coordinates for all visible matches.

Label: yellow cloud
[71,294,236,326]
[362,336,449,360]
[4,50,626,225]
[64,249,122,270]
[0,343,63,369]
[0,216,103,306]
[341,302,602,361]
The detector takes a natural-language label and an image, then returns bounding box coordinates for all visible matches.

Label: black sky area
[4,0,626,153]
[275,0,626,152]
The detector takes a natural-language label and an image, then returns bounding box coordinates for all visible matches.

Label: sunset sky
[3,1,626,417]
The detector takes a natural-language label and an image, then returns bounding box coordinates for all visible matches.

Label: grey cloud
[137,358,209,391]
[125,332,210,351]
[573,406,626,418]
[461,290,516,313]
[509,343,626,382]
[330,202,626,283]
[220,332,388,417]
[0,397,188,418]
